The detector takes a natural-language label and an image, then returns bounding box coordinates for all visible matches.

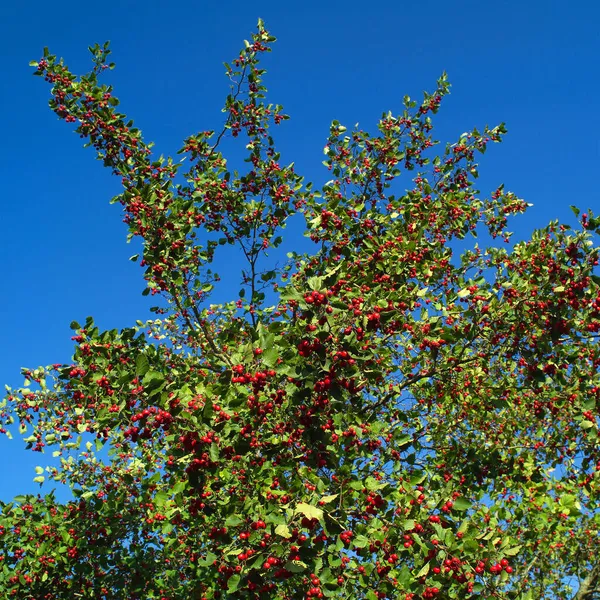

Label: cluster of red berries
[319,209,343,231]
[250,519,267,530]
[297,339,323,357]
[236,548,256,562]
[231,364,277,392]
[365,492,385,514]
[488,558,513,574]
[131,407,173,429]
[340,530,353,545]
[304,290,330,306]
[207,526,227,539]
[262,556,281,570]
[305,573,323,597]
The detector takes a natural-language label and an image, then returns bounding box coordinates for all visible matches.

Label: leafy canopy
[2,19,600,600]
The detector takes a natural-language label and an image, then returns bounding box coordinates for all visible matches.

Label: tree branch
[573,563,600,600]
[171,284,232,369]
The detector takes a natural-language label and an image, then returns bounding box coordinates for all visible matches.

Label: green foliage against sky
[1,21,600,600]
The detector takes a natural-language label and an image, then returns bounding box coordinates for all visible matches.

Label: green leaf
[204,399,214,419]
[503,545,522,556]
[262,347,278,367]
[582,398,596,411]
[142,370,164,391]
[172,481,187,495]
[136,354,150,377]
[285,560,307,573]
[225,515,244,527]
[209,443,219,462]
[364,476,386,491]
[275,524,292,538]
[294,502,324,521]
[307,276,323,291]
[197,551,217,567]
[154,491,170,507]
[452,497,471,511]
[227,574,241,592]
[319,494,338,504]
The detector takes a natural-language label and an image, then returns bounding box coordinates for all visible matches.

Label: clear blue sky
[1,0,598,501]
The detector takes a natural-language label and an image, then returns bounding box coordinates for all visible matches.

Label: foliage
[2,20,600,599]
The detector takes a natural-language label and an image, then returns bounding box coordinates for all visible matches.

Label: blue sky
[0,0,598,500]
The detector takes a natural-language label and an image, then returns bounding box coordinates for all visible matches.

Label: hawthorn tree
[1,20,600,600]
